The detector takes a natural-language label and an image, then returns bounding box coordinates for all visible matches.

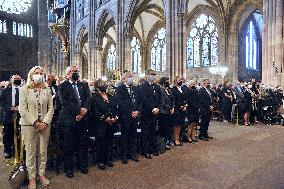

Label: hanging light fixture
[47,0,71,54]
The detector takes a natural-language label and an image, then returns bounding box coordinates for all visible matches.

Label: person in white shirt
[0,74,22,158]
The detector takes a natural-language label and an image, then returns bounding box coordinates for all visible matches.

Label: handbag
[9,163,28,189]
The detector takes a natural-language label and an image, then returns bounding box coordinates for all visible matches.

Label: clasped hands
[105,117,117,125]
[11,106,19,112]
[132,111,139,118]
[152,108,160,115]
[34,120,48,133]
[76,108,88,122]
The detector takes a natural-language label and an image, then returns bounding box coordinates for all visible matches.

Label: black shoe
[81,168,89,174]
[122,158,128,164]
[187,139,194,143]
[130,155,139,162]
[153,152,159,156]
[97,163,106,170]
[4,153,12,159]
[106,161,114,167]
[191,138,199,142]
[199,136,209,141]
[206,136,213,139]
[144,154,152,159]
[65,171,74,178]
[165,145,171,150]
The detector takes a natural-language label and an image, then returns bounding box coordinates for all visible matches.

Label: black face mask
[98,85,107,92]
[177,81,183,86]
[13,80,21,86]
[164,82,170,88]
[191,86,196,90]
[51,80,56,86]
[72,72,80,81]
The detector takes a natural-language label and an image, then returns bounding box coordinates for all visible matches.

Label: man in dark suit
[0,75,22,158]
[58,65,90,178]
[139,69,162,159]
[47,74,61,124]
[115,71,140,164]
[198,79,214,141]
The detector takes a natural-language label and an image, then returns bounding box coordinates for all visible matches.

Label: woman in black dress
[243,84,253,126]
[221,81,234,122]
[186,80,199,143]
[158,77,174,149]
[171,76,188,146]
[90,79,118,170]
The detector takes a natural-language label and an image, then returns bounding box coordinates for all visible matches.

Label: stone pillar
[116,0,124,73]
[177,14,187,79]
[124,36,132,72]
[38,0,50,70]
[70,0,77,65]
[94,45,103,79]
[88,0,95,80]
[263,0,284,87]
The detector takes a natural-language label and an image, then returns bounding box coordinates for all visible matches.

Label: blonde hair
[26,66,48,89]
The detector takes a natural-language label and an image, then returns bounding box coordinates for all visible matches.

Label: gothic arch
[95,9,116,47]
[75,25,88,54]
[146,20,165,71]
[125,0,166,37]
[102,34,115,74]
[228,1,263,81]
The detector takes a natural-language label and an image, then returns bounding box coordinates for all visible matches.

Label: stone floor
[1,121,284,189]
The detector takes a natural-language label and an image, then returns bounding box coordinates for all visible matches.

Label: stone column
[38,0,50,69]
[116,0,124,73]
[262,0,284,87]
[88,0,95,80]
[124,35,132,72]
[70,0,76,65]
[177,13,187,79]
[94,45,103,79]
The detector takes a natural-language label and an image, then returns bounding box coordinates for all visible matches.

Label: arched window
[186,14,218,68]
[0,20,7,33]
[0,0,33,14]
[151,28,166,72]
[106,44,116,71]
[245,12,262,70]
[131,36,141,73]
[76,0,89,20]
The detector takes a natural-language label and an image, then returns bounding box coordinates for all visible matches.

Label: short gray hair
[66,65,79,76]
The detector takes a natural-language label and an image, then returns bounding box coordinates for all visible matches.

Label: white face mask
[33,74,44,84]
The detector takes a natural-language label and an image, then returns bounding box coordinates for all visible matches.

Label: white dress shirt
[12,85,20,107]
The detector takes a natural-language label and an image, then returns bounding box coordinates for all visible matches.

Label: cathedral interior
[0,0,283,87]
[0,0,284,189]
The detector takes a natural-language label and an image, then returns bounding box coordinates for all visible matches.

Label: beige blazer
[19,85,54,126]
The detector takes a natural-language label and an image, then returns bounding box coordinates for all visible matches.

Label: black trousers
[120,118,138,159]
[158,114,172,142]
[94,122,114,164]
[61,122,89,172]
[141,115,158,155]
[199,111,211,137]
[3,122,14,154]
[222,104,232,121]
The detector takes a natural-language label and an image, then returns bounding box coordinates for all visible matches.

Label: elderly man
[139,69,162,159]
[198,79,214,141]
[58,66,91,178]
[115,71,140,164]
[0,75,22,158]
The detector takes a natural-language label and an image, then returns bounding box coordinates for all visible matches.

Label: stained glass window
[186,14,219,68]
[131,37,141,73]
[106,44,116,71]
[0,20,7,33]
[0,0,33,14]
[245,14,262,70]
[13,21,33,37]
[76,0,89,20]
[151,28,167,71]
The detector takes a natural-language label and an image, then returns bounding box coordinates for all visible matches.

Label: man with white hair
[58,65,91,178]
[0,74,22,158]
[115,71,140,164]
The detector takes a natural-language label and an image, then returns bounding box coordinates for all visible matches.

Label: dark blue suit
[115,84,140,159]
[0,86,20,155]
[58,80,90,172]
[138,82,162,155]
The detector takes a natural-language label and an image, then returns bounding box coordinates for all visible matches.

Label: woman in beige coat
[19,66,54,189]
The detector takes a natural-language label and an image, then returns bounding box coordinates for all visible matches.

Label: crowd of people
[0,65,283,189]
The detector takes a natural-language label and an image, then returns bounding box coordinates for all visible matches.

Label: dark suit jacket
[198,87,213,114]
[171,86,188,111]
[114,84,140,120]
[138,82,162,117]
[0,87,19,124]
[58,80,90,126]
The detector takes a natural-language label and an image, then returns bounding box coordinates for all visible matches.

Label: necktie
[129,86,135,103]
[72,83,81,106]
[15,88,19,106]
